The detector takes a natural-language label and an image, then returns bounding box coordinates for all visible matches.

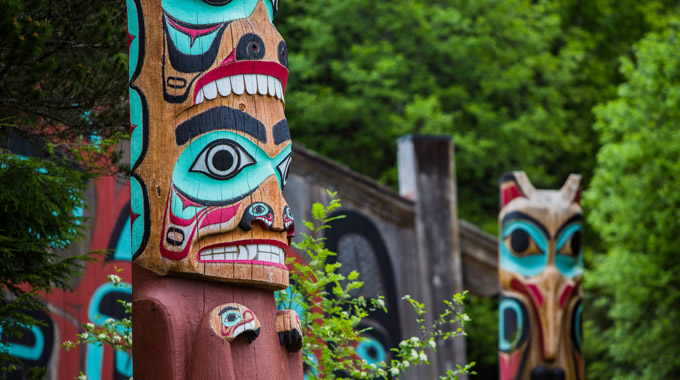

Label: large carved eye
[499,296,529,352]
[504,228,542,256]
[558,229,581,256]
[189,140,254,180]
[277,154,292,188]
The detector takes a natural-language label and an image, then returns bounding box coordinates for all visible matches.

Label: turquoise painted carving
[172,131,291,205]
[162,0,274,26]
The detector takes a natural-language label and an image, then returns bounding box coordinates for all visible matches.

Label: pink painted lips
[199,239,288,268]
[194,60,289,104]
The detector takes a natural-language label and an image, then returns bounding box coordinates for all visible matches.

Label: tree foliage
[0,154,94,369]
[0,0,128,369]
[584,21,680,379]
[276,0,674,231]
[0,0,129,173]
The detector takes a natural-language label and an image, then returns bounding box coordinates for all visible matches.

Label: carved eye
[278,41,288,68]
[189,140,254,180]
[558,230,581,256]
[504,229,542,256]
[277,154,292,188]
[251,203,268,217]
[221,310,242,327]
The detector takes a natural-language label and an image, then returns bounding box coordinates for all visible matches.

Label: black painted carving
[175,106,267,145]
[278,40,288,68]
[272,119,290,144]
[236,33,266,61]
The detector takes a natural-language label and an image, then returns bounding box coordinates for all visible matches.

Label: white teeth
[238,245,249,260]
[247,245,258,260]
[257,74,268,95]
[275,80,283,100]
[195,74,285,104]
[268,76,277,97]
[201,244,286,264]
[203,81,217,100]
[231,75,245,95]
[244,74,257,94]
[217,77,231,96]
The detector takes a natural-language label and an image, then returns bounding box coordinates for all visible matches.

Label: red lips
[193,60,289,104]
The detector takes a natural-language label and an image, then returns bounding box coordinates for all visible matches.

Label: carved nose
[537,266,564,361]
[239,202,274,231]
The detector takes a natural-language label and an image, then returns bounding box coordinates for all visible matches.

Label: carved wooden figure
[498,172,584,380]
[126,0,302,378]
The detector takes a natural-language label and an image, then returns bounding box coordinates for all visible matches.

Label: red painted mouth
[193,60,289,104]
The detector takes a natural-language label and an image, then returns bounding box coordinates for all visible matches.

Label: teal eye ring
[221,310,242,327]
[189,139,254,180]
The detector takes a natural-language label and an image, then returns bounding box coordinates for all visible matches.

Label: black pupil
[367,346,378,359]
[212,149,235,172]
[227,314,237,322]
[250,43,259,51]
[254,205,265,213]
[503,308,518,342]
[510,229,530,253]
[570,231,582,254]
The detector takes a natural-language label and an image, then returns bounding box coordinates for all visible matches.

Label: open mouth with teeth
[198,239,287,268]
[194,61,288,104]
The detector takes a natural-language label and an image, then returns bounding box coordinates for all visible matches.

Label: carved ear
[500,171,534,209]
[561,174,582,205]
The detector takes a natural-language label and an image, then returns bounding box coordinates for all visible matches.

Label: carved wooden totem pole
[498,172,584,380]
[126,0,302,378]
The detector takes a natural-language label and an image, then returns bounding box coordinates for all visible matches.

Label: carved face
[128,0,293,289]
[498,172,584,380]
[209,303,261,342]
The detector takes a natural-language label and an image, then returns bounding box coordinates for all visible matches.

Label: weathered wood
[127,0,302,378]
[397,135,467,379]
[498,172,584,380]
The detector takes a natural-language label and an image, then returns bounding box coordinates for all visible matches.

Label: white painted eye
[190,140,255,180]
[276,154,292,188]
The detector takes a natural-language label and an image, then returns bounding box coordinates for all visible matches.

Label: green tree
[276,0,676,233]
[0,0,128,173]
[0,154,94,371]
[584,20,680,379]
[0,0,128,370]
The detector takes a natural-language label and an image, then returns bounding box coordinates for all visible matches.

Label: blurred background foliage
[2,0,680,378]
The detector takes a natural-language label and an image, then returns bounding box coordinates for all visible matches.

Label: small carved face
[128,0,293,289]
[209,303,261,342]
[498,172,584,380]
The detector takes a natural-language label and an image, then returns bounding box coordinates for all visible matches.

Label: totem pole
[498,172,584,380]
[126,0,302,378]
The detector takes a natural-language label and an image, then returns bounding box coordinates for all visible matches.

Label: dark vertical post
[397,135,467,378]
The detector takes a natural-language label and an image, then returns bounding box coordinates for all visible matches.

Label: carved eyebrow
[555,214,583,238]
[175,106,267,145]
[501,211,550,238]
[218,306,239,316]
[272,119,290,145]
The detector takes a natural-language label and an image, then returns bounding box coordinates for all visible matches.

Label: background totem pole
[498,172,584,380]
[126,0,302,378]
